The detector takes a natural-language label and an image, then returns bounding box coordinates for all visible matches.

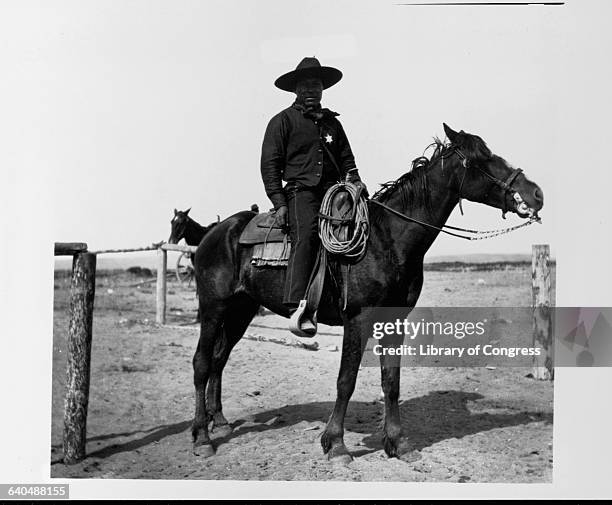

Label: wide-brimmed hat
[274,57,343,92]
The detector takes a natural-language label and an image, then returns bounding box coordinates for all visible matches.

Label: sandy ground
[50,265,554,481]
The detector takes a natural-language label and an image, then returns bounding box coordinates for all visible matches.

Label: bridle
[369,146,541,241]
[452,148,529,219]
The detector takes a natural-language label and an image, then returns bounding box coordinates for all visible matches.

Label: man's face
[295,77,323,108]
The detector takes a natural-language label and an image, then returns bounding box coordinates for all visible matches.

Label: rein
[369,199,539,241]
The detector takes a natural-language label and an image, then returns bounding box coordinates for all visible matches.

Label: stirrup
[288,299,318,338]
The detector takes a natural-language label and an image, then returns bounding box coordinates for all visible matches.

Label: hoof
[193,442,215,458]
[391,438,421,463]
[399,450,422,463]
[210,424,233,437]
[329,453,353,466]
[327,444,353,466]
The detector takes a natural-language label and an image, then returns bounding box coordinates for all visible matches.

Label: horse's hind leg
[206,294,260,436]
[192,302,225,457]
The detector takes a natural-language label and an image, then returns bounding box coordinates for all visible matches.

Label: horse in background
[169,205,259,247]
[169,206,261,321]
[168,208,220,322]
[169,208,220,247]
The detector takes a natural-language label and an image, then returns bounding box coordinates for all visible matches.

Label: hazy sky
[7,0,612,267]
[1,0,573,258]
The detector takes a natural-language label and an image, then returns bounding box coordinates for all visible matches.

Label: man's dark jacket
[260,103,357,209]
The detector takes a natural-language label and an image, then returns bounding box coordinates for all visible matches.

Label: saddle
[238,212,288,245]
[238,211,291,267]
[238,190,355,268]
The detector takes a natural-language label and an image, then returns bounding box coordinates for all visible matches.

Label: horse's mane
[370,131,492,215]
[182,213,218,231]
[371,138,449,215]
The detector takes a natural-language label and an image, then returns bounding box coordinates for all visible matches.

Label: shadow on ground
[58,390,551,463]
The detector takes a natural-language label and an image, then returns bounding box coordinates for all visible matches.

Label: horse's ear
[443,123,460,143]
[184,207,191,215]
[173,208,178,215]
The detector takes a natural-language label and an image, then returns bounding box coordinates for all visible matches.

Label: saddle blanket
[250,241,291,267]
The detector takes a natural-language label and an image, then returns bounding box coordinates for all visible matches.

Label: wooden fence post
[156,248,167,324]
[63,251,96,464]
[532,244,554,380]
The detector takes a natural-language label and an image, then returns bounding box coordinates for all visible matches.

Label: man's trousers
[283,184,330,307]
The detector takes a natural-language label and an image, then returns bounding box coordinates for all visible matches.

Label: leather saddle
[238,212,288,245]
[239,211,290,267]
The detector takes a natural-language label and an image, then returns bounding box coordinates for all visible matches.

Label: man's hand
[353,180,369,199]
[346,170,369,199]
[274,205,288,227]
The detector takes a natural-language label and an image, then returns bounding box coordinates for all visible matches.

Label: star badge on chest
[324,133,333,144]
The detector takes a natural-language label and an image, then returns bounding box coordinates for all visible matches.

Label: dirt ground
[50,264,554,482]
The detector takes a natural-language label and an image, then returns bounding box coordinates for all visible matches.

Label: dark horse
[169,205,259,246]
[168,208,219,247]
[168,209,220,322]
[190,124,544,463]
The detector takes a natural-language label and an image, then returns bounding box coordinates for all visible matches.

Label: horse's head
[443,123,543,219]
[169,207,192,244]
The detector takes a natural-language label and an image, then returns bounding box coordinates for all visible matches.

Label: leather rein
[369,147,540,241]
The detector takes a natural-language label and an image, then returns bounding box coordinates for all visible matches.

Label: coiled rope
[318,182,370,262]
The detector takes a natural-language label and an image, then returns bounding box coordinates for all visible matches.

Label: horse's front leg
[381,270,423,461]
[380,362,420,461]
[321,313,368,464]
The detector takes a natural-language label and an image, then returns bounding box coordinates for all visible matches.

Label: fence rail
[90,242,198,255]
[159,243,198,254]
[55,242,88,256]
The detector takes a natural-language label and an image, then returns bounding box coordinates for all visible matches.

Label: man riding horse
[260,57,368,336]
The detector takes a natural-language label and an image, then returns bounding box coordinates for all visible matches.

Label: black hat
[274,57,343,92]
